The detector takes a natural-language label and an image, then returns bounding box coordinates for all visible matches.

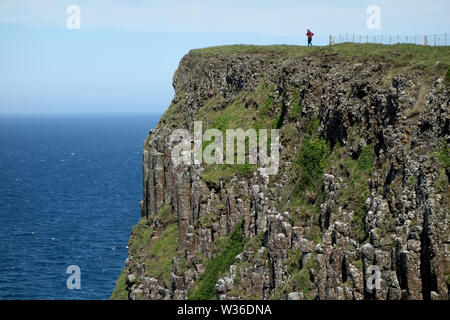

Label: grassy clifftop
[191,43,450,79]
[192,43,449,62]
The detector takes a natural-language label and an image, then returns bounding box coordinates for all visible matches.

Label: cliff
[112,44,449,300]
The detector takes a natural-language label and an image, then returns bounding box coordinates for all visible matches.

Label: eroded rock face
[124,48,449,300]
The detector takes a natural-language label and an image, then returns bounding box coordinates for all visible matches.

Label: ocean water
[0,114,160,299]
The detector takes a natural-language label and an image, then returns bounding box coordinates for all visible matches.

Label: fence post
[389,35,392,45]
[406,35,408,43]
[434,34,436,46]
[346,33,348,42]
[445,33,447,46]
[414,36,417,44]
[329,35,333,46]
[359,35,362,43]
[339,34,342,43]
[366,35,368,43]
[397,35,400,44]
[424,35,428,46]
[353,34,355,43]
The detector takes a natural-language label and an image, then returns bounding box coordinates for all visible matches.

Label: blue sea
[0,114,160,299]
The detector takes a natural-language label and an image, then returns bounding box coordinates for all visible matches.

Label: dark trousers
[308,37,312,46]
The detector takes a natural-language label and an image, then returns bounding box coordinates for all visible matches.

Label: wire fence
[329,33,449,46]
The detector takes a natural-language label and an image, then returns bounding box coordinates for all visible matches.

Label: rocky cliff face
[114,45,449,300]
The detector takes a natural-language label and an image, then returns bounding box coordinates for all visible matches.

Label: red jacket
[306,31,314,38]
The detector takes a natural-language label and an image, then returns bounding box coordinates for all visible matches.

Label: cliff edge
[112,44,449,300]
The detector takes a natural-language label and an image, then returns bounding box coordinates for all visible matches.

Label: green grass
[278,118,329,244]
[201,163,257,184]
[435,171,448,194]
[198,212,215,228]
[435,141,449,194]
[143,223,178,286]
[157,203,177,225]
[351,145,374,241]
[157,93,187,129]
[273,95,288,129]
[296,137,330,191]
[353,259,363,270]
[188,222,248,300]
[295,118,330,192]
[437,141,450,168]
[191,43,450,68]
[323,44,450,69]
[198,91,260,130]
[143,133,151,151]
[279,252,318,300]
[306,224,322,244]
[343,166,371,242]
[110,268,128,300]
[408,175,417,186]
[283,194,322,243]
[128,218,154,259]
[326,139,373,242]
[190,44,317,57]
[195,79,279,134]
[357,145,374,171]
[257,84,275,121]
[244,232,265,252]
[286,247,303,273]
[288,89,302,120]
[128,219,178,287]
[194,86,280,183]
[352,208,368,242]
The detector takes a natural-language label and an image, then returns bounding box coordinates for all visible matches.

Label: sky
[0,0,449,114]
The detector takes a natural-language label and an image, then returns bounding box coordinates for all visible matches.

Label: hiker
[306,29,314,46]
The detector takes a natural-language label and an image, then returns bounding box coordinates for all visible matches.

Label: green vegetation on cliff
[128,209,179,288]
[144,223,178,285]
[325,126,374,243]
[295,118,330,192]
[436,141,450,194]
[189,222,248,300]
[110,268,128,300]
[197,83,279,183]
